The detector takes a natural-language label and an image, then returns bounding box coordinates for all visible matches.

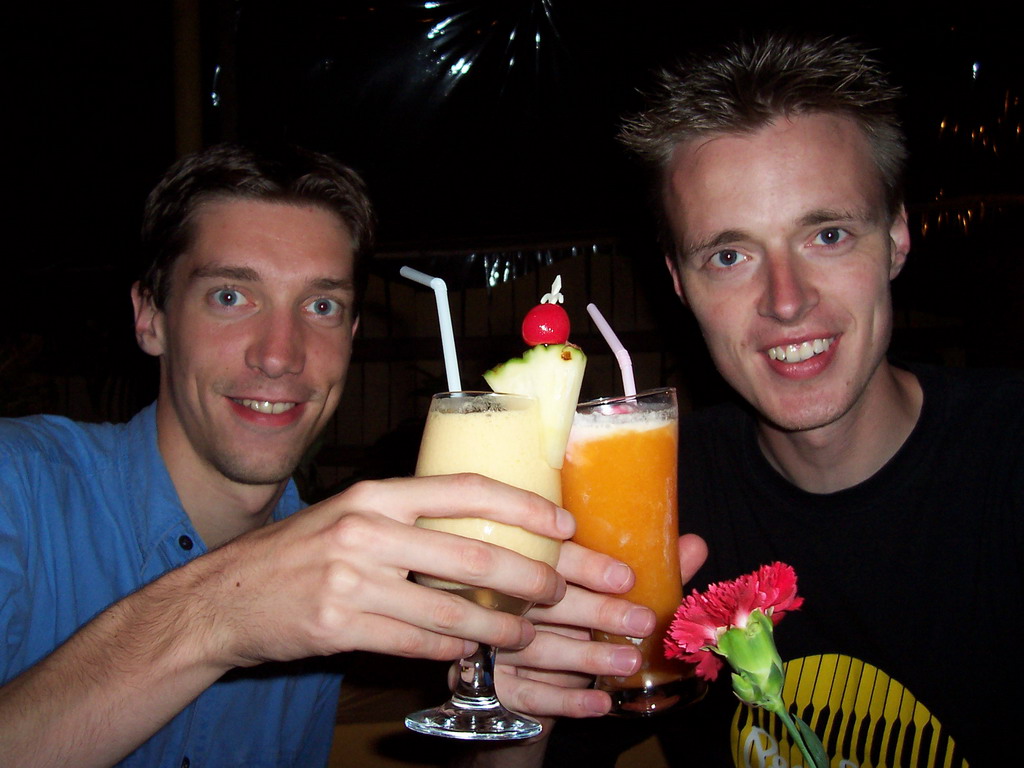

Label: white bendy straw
[400,266,462,392]
[586,303,636,397]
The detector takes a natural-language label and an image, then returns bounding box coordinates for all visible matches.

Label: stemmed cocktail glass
[405,391,561,740]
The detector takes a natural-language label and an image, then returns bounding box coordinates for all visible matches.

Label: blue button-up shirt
[0,404,342,766]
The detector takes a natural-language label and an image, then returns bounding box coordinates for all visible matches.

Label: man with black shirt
[542,33,1021,767]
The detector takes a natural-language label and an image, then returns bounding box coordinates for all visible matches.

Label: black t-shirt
[547,364,1023,767]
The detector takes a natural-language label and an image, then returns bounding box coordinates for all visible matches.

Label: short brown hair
[138,143,376,311]
[620,33,907,217]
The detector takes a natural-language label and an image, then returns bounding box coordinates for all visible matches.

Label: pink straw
[586,303,636,397]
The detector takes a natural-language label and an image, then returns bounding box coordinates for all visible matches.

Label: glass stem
[451,644,500,707]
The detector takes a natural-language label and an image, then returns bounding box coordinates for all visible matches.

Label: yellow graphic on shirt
[729,655,968,768]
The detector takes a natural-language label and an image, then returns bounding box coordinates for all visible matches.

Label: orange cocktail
[562,387,703,715]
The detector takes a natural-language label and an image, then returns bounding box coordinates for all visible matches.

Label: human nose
[245,308,305,377]
[756,251,818,323]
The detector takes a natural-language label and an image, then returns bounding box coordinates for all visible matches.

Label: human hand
[196,474,575,668]
[490,532,709,719]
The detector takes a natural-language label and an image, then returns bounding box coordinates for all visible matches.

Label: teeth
[235,399,296,414]
[767,337,833,363]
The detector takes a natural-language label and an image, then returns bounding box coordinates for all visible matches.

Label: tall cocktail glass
[562,387,705,716]
[406,391,561,740]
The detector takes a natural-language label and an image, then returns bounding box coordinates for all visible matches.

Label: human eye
[708,249,747,269]
[210,288,249,307]
[304,297,344,319]
[811,227,849,247]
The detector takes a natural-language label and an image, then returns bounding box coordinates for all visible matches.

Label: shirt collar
[119,402,304,563]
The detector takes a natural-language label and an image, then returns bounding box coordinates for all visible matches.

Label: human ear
[888,206,911,280]
[664,253,688,306]
[131,281,166,357]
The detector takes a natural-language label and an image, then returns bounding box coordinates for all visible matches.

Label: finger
[678,533,708,585]
[329,611,479,661]
[497,626,642,680]
[400,523,566,607]
[318,507,566,607]
[336,475,575,540]
[554,541,634,594]
[492,667,613,719]
[526,585,654,638]
[352,569,540,651]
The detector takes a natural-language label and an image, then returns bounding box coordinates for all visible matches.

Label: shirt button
[181,758,190,768]
[178,535,194,551]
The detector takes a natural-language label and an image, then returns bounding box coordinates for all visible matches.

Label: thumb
[678,533,708,586]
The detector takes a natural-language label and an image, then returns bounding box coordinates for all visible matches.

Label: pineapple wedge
[484,343,586,469]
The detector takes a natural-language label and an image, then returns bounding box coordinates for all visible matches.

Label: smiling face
[664,113,910,434]
[134,199,358,492]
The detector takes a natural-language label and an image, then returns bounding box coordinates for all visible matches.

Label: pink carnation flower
[665,561,803,681]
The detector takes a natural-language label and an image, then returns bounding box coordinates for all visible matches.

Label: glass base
[405,694,543,741]
[602,675,707,717]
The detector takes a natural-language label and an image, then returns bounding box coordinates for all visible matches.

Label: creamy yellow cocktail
[414,392,561,615]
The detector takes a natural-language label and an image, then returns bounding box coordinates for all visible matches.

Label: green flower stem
[764,694,824,768]
[717,609,829,767]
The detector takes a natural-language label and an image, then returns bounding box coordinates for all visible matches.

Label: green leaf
[730,672,761,706]
[793,715,830,768]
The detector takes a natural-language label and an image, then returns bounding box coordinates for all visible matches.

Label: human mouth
[766,337,835,364]
[232,398,297,415]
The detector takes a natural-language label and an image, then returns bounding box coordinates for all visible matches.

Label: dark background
[4,1,1022,420]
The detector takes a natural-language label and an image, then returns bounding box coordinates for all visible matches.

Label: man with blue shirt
[0,144,654,766]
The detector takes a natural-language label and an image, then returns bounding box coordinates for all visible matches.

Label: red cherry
[522,303,570,346]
